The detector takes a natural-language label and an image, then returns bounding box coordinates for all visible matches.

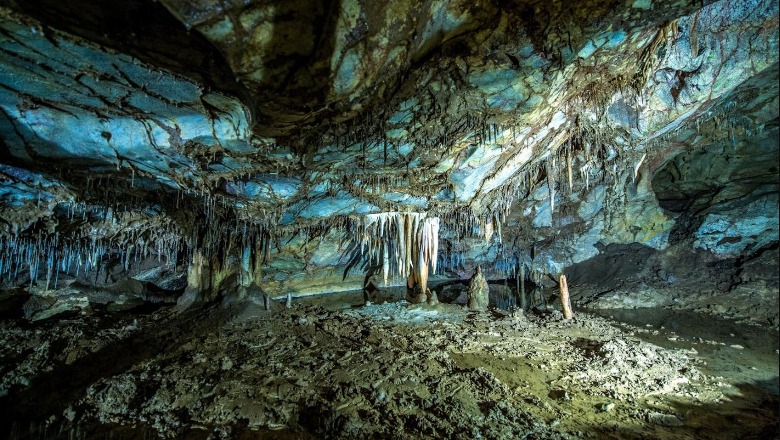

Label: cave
[0,0,778,438]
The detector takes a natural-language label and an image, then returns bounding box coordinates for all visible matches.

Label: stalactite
[633,153,646,183]
[359,212,440,292]
[483,219,494,243]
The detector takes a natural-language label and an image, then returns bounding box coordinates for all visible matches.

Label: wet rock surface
[0,296,776,439]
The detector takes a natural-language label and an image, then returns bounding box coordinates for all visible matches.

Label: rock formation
[467,266,489,310]
[0,0,774,324]
[0,1,778,438]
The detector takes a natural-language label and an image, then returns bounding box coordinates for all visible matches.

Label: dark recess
[2,0,251,110]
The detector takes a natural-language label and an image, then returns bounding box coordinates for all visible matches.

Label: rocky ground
[0,292,777,440]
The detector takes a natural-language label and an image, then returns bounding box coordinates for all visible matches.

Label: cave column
[177,249,212,309]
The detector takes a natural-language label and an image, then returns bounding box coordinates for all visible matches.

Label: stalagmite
[467,265,489,310]
[418,263,429,302]
[559,273,573,320]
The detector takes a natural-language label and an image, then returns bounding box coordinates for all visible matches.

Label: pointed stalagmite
[559,273,573,319]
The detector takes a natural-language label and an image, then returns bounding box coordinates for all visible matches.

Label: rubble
[1,297,776,439]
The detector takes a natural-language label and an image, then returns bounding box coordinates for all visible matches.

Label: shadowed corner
[0,300,255,440]
[583,380,779,440]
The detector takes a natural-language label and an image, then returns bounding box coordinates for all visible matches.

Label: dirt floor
[0,291,777,439]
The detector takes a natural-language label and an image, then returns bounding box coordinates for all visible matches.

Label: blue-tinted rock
[695,193,779,255]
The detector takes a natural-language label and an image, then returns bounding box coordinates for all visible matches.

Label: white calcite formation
[360,212,439,293]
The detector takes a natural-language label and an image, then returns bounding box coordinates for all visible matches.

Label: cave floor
[0,294,777,439]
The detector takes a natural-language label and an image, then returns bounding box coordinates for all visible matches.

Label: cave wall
[0,0,777,319]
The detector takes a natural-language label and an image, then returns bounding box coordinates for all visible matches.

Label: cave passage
[0,0,777,438]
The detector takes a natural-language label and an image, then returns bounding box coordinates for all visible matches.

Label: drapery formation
[359,212,440,294]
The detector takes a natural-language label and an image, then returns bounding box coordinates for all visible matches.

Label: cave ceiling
[0,0,777,286]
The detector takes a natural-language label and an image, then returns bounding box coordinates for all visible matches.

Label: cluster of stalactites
[358,212,440,291]
[0,227,186,291]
